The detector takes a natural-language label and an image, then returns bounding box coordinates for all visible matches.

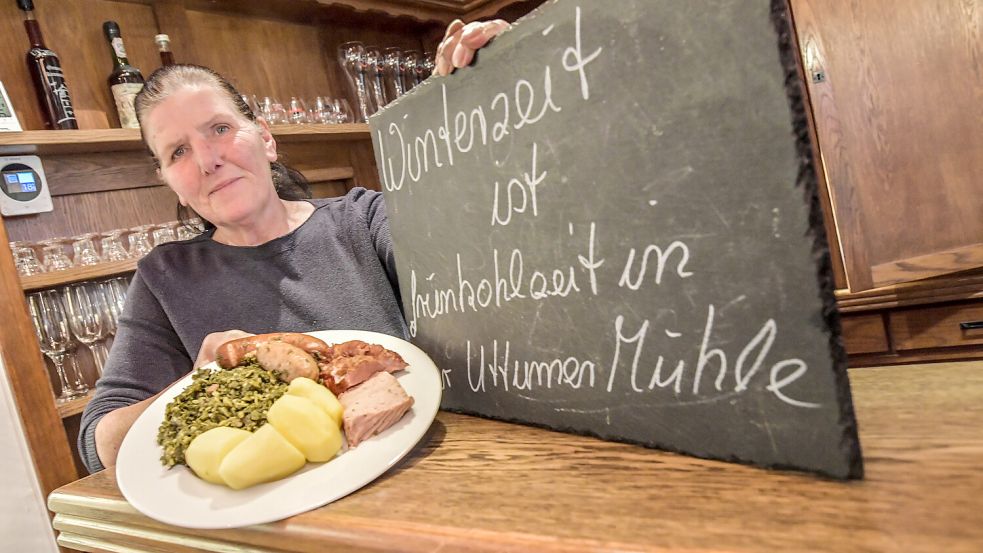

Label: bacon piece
[317,340,409,395]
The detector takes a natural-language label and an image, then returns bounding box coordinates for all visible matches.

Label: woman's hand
[434,19,511,76]
[194,329,254,369]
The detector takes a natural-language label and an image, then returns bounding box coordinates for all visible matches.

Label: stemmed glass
[338,41,374,122]
[27,289,89,402]
[99,276,129,332]
[151,225,176,246]
[62,283,111,376]
[420,51,436,82]
[334,98,354,123]
[128,225,154,258]
[288,97,309,124]
[10,241,44,276]
[401,50,420,92]
[383,47,406,100]
[72,233,101,266]
[100,230,130,262]
[364,46,388,109]
[38,238,73,271]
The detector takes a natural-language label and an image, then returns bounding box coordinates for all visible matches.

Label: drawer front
[840,313,889,354]
[889,302,983,351]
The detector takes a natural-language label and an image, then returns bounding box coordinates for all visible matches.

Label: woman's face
[144,84,279,229]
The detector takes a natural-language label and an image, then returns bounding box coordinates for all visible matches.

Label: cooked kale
[156,364,286,467]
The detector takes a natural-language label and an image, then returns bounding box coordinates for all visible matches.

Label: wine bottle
[17,0,78,129]
[155,34,174,67]
[102,21,145,129]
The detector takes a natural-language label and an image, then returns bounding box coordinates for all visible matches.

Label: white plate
[116,330,441,529]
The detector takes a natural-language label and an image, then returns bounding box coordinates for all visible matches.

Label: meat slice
[329,340,408,372]
[320,355,385,396]
[318,340,409,395]
[339,372,414,447]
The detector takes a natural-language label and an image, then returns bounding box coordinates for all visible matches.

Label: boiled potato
[185,427,251,485]
[286,377,344,427]
[218,423,306,490]
[267,394,342,462]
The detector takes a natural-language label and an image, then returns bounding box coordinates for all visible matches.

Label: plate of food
[115,329,441,529]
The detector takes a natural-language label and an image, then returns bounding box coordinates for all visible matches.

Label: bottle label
[29,48,77,128]
[111,37,128,59]
[111,82,143,128]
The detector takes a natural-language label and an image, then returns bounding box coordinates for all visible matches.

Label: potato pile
[184,377,344,489]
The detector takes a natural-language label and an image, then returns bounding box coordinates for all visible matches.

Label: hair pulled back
[133,64,310,231]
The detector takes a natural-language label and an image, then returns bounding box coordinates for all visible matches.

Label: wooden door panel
[790,0,983,291]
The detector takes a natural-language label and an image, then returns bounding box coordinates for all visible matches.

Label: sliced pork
[318,340,409,395]
[339,371,414,447]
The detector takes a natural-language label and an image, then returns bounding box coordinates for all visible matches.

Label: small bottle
[17,0,78,129]
[103,21,145,129]
[154,34,174,67]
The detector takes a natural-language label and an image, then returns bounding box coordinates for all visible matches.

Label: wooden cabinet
[788,0,983,366]
[789,0,983,292]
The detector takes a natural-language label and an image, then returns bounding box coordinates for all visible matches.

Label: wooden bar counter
[47,361,983,553]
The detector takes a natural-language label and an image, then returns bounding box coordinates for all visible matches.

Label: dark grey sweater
[78,188,407,473]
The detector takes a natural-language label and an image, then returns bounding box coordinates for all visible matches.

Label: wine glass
[382,47,406,100]
[288,97,309,124]
[151,225,176,246]
[364,46,389,109]
[38,238,73,271]
[10,241,44,276]
[27,289,89,402]
[71,233,101,266]
[100,230,130,262]
[333,98,354,124]
[338,41,374,122]
[420,51,436,82]
[99,277,128,334]
[401,50,420,92]
[62,283,110,376]
[128,225,154,258]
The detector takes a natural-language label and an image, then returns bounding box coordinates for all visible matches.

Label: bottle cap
[103,21,121,38]
[154,34,170,45]
[16,0,36,11]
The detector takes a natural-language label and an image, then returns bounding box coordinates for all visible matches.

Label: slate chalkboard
[370,0,863,479]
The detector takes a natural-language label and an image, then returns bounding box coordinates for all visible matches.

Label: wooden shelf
[20,259,137,292]
[0,124,370,156]
[56,391,94,419]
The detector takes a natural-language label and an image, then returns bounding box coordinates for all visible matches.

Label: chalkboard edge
[770,0,863,479]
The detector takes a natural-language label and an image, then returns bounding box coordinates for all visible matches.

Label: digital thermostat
[0,155,53,216]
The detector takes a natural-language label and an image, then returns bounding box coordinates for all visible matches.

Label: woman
[79,19,508,473]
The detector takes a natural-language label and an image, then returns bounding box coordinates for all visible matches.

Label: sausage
[254,341,319,383]
[215,332,332,369]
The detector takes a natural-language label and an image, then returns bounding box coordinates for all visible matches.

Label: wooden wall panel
[185,10,335,102]
[4,185,178,243]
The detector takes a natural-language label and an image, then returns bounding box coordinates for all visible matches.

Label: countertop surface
[48,361,983,552]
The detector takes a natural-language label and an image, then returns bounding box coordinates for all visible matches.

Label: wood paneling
[4,185,178,243]
[890,302,983,351]
[840,313,888,355]
[790,0,983,291]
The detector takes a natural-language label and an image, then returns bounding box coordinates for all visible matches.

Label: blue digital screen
[2,171,37,194]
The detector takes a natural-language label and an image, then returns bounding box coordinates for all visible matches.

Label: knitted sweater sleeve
[77,270,192,473]
[350,187,401,305]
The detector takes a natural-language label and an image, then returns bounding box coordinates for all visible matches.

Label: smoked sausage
[215,332,332,369]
